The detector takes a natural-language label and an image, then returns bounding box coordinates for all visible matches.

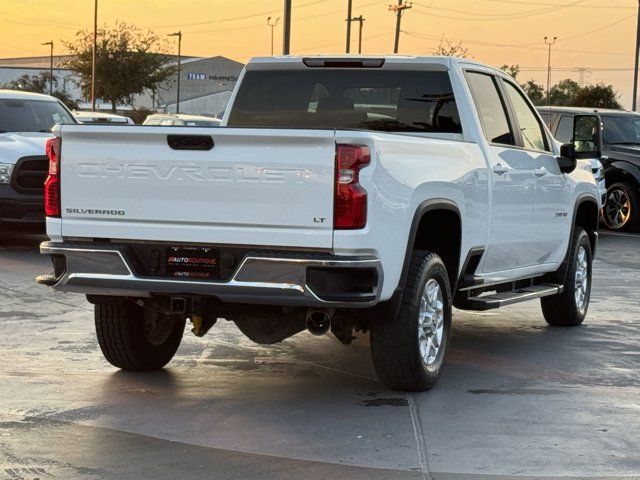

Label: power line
[167,0,382,37]
[148,0,332,29]
[478,0,634,9]
[556,14,636,42]
[296,31,393,53]
[413,0,584,19]
[402,30,635,56]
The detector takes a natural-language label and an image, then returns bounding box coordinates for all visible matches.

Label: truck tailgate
[58,126,336,249]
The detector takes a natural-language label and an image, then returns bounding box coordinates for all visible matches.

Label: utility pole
[345,0,353,53]
[348,16,365,54]
[41,41,54,95]
[544,36,557,107]
[91,0,98,111]
[283,0,292,55]
[389,0,412,54]
[168,32,182,114]
[633,0,640,110]
[267,17,280,56]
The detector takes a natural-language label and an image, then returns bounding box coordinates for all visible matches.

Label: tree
[500,64,520,80]
[521,80,545,105]
[64,22,176,112]
[433,38,471,58]
[1,72,79,109]
[547,79,581,106]
[572,83,622,109]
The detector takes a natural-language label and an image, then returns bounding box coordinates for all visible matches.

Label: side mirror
[557,114,602,174]
[572,114,602,159]
[558,143,577,173]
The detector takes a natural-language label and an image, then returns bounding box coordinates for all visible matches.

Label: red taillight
[334,144,370,229]
[44,137,61,217]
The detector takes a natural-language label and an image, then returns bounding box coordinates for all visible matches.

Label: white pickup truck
[38,56,601,391]
[0,90,76,231]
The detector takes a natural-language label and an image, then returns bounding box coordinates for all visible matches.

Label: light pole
[348,16,365,54]
[544,36,557,107]
[389,0,412,54]
[168,31,182,114]
[41,41,54,95]
[633,0,640,110]
[346,0,353,53]
[267,17,280,56]
[91,0,98,111]
[283,0,292,54]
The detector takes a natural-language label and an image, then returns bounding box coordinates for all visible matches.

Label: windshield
[227,69,461,134]
[603,114,640,145]
[0,98,75,133]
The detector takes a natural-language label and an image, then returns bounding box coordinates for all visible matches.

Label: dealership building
[0,54,243,116]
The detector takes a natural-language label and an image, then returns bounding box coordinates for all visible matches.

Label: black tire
[95,302,185,371]
[602,182,640,232]
[370,251,452,392]
[541,227,592,327]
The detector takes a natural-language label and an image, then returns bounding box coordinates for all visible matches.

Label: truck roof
[245,55,499,73]
[0,89,60,102]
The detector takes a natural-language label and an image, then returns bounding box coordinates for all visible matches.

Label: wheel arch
[574,195,599,254]
[543,194,599,285]
[398,199,462,296]
[604,161,640,187]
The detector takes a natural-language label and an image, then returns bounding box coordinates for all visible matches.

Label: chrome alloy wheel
[574,246,589,314]
[418,279,445,367]
[604,187,631,229]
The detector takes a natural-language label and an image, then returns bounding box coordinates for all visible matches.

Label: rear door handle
[534,167,548,177]
[492,164,508,175]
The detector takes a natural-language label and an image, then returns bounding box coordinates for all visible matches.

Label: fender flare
[384,198,462,306]
[375,199,461,317]
[544,193,599,285]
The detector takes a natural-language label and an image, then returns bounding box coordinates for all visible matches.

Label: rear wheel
[370,251,452,391]
[602,182,640,232]
[95,301,185,371]
[541,227,592,326]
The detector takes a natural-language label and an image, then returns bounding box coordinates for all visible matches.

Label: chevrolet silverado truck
[37,56,601,391]
[0,90,76,231]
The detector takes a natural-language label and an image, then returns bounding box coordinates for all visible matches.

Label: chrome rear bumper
[38,242,383,307]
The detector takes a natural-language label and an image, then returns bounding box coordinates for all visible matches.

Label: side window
[555,115,573,143]
[466,72,514,145]
[502,81,549,151]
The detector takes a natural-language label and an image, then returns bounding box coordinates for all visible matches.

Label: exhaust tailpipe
[306,308,333,336]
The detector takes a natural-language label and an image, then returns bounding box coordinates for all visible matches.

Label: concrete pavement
[0,232,638,479]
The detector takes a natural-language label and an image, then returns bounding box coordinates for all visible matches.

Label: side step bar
[466,284,563,311]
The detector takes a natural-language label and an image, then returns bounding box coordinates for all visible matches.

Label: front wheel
[602,182,640,232]
[95,301,185,371]
[541,226,592,326]
[370,251,452,391]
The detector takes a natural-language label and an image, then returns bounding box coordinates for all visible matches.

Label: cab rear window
[227,69,461,134]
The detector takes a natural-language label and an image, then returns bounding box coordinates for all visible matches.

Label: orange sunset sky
[1,0,638,108]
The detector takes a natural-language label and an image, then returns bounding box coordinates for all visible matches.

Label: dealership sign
[187,73,238,81]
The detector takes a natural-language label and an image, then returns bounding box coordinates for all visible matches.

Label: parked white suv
[38,57,600,391]
[143,113,221,127]
[0,90,75,231]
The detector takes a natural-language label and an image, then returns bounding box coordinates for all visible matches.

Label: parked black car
[539,107,640,232]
